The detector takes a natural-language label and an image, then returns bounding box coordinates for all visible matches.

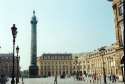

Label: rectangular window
[55,56,57,60]
[120,24,124,46]
[119,4,123,16]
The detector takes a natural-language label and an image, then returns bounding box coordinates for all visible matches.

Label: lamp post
[16,46,20,84]
[110,57,113,76]
[98,47,107,84]
[121,56,125,84]
[21,74,24,84]
[11,24,17,84]
[75,56,78,80]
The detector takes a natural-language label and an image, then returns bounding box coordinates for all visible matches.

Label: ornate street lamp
[16,46,20,84]
[75,56,78,80]
[98,47,107,84]
[11,24,17,84]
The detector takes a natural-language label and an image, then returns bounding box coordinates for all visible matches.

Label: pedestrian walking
[82,75,85,81]
[112,74,116,83]
[96,75,99,84]
[22,76,24,84]
[109,75,112,81]
[89,75,92,83]
[92,74,96,83]
[54,74,57,84]
[90,79,91,83]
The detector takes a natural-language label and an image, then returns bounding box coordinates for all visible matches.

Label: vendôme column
[29,10,38,78]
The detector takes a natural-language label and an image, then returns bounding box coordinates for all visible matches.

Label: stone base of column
[29,65,38,78]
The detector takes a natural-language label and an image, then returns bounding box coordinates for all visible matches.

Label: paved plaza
[6,77,124,84]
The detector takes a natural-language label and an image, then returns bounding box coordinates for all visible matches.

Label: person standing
[21,76,24,84]
[54,74,57,84]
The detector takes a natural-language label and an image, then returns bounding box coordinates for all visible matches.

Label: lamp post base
[11,78,15,84]
[104,75,107,84]
[16,78,19,84]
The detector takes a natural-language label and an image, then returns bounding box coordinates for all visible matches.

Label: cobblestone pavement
[7,77,124,84]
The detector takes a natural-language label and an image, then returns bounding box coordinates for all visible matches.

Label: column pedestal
[29,65,38,78]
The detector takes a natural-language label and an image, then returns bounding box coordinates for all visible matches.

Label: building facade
[112,0,124,80]
[0,53,17,77]
[37,0,124,80]
[73,44,123,79]
[72,53,87,76]
[73,0,124,80]
[37,53,72,76]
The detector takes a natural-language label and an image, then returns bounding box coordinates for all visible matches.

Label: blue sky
[0,0,115,70]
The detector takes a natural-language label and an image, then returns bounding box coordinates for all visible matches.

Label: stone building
[72,53,87,75]
[0,53,17,77]
[90,44,122,76]
[112,0,124,80]
[74,44,123,79]
[112,0,124,48]
[74,0,124,80]
[37,0,124,80]
[37,53,72,76]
